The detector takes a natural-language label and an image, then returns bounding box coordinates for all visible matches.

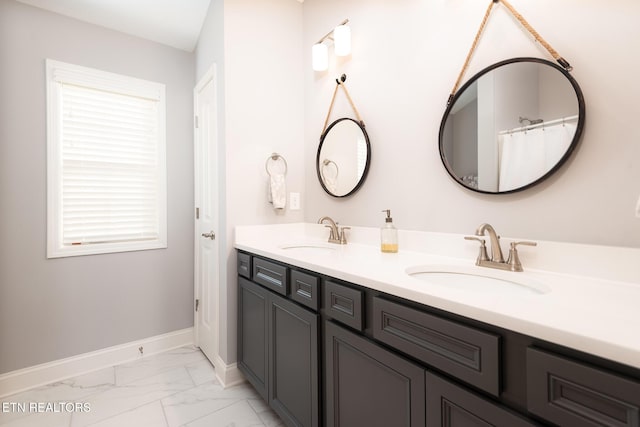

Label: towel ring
[320,159,339,181]
[265,153,288,177]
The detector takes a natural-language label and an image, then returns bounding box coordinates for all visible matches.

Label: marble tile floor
[0,346,285,427]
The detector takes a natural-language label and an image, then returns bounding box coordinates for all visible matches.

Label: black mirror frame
[316,117,372,198]
[438,57,586,195]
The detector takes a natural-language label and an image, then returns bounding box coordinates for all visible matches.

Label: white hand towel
[321,161,338,194]
[270,174,286,210]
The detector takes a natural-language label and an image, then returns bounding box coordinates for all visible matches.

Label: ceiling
[15,0,212,52]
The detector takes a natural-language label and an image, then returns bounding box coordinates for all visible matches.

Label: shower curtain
[498,121,576,192]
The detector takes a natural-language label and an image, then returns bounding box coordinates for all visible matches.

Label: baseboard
[211,354,245,388]
[0,327,194,398]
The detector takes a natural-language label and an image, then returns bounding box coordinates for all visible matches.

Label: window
[46,60,167,258]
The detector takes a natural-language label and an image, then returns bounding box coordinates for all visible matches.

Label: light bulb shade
[312,43,328,71]
[333,24,351,56]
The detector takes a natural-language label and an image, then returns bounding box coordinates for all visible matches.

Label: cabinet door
[238,277,269,400]
[426,372,538,427]
[269,293,319,427]
[325,321,426,427]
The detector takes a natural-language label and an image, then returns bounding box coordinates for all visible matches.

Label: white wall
[0,0,195,374]
[195,0,304,364]
[302,0,640,247]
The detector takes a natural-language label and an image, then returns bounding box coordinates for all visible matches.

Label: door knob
[201,231,215,240]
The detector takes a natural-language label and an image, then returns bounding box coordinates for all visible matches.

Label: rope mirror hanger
[321,74,365,137]
[448,0,573,106]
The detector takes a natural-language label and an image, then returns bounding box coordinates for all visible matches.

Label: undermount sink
[279,242,337,252]
[406,264,550,296]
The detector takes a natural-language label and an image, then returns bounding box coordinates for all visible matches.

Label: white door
[194,66,219,363]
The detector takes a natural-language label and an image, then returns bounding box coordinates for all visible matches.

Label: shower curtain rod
[498,115,579,135]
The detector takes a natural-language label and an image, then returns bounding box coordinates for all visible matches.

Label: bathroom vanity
[235,223,640,427]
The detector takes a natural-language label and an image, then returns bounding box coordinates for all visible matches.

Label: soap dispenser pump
[380,209,398,253]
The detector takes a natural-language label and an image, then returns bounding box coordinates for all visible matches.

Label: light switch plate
[636,194,640,218]
[290,192,300,211]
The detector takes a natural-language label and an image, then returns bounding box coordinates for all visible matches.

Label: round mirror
[317,118,371,197]
[439,57,585,194]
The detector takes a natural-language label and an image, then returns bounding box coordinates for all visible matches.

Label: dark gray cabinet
[325,321,426,427]
[269,292,319,427]
[373,296,501,396]
[237,254,319,427]
[527,348,640,427]
[238,277,269,400]
[426,372,537,426]
[291,270,320,311]
[253,256,289,295]
[238,251,640,427]
[237,252,251,279]
[323,280,364,331]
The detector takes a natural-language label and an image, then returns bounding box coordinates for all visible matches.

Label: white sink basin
[406,264,550,296]
[278,242,337,252]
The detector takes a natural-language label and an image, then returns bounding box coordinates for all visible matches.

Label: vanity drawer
[526,347,640,427]
[323,280,364,331]
[426,372,538,426]
[237,252,252,279]
[290,270,319,311]
[252,257,289,296]
[372,297,501,396]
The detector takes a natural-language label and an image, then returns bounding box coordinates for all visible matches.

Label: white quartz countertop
[234,223,640,370]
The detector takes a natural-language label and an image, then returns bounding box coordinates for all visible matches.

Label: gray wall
[0,0,195,374]
[302,0,640,247]
[452,100,478,178]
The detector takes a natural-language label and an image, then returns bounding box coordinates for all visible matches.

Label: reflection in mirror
[439,58,585,194]
[317,118,371,197]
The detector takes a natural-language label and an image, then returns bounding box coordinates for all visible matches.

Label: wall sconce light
[312,42,329,72]
[333,23,351,57]
[312,19,350,71]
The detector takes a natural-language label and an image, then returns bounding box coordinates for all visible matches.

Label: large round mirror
[317,118,371,197]
[439,57,585,194]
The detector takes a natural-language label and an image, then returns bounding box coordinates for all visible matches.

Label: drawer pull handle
[295,281,313,299]
[331,293,355,316]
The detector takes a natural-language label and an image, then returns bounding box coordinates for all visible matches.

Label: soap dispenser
[380,209,398,253]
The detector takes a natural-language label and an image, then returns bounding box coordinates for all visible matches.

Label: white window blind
[47,60,167,258]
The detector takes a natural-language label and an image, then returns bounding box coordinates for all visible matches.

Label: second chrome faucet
[318,216,350,244]
[465,223,536,272]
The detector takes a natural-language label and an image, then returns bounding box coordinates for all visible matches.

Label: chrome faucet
[465,223,536,272]
[317,216,349,244]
